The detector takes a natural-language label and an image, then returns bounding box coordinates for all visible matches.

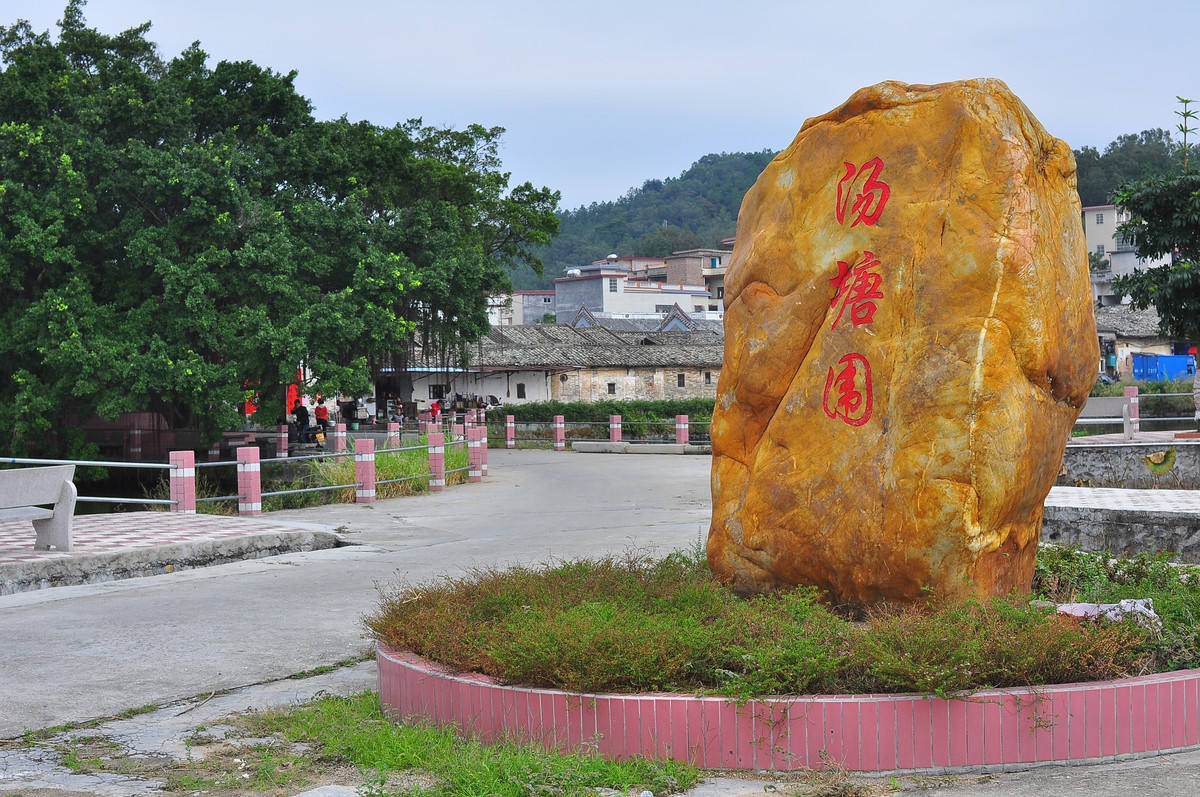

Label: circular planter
[377,645,1200,773]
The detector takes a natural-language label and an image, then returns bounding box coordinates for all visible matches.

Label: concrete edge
[377,645,1200,774]
[571,441,712,454]
[0,530,347,596]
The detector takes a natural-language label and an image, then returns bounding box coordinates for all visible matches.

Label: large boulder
[708,79,1098,605]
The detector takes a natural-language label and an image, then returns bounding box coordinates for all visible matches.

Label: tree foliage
[0,2,558,455]
[1110,98,1200,341]
[1074,128,1179,207]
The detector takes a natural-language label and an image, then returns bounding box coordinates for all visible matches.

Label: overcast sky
[7,1,1198,209]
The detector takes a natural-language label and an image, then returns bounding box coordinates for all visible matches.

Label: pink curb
[376,645,1200,773]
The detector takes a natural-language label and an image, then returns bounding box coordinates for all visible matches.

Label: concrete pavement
[4,448,1200,795]
[0,449,713,737]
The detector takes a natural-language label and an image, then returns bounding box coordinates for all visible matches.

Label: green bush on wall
[487,399,716,425]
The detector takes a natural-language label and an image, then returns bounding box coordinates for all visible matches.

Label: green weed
[368,546,1173,697]
[241,691,696,796]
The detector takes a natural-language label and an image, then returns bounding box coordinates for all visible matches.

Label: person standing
[314,399,329,432]
[293,399,311,443]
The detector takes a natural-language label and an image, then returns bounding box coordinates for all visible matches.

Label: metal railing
[2,430,479,513]
[1,456,176,507]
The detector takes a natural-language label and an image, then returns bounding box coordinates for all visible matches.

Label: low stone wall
[1041,505,1200,562]
[1059,442,1200,490]
[378,645,1200,774]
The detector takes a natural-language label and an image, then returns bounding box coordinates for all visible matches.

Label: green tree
[0,2,558,455]
[1074,128,1179,207]
[1110,99,1200,341]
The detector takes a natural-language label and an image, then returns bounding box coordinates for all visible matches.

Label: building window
[694,305,704,312]
[710,257,719,267]
[704,371,712,385]
[429,384,449,400]
[716,286,724,299]
[608,278,618,293]
[677,373,685,387]
[607,382,616,395]
[1096,213,1104,224]
[516,383,526,399]
[1096,245,1105,255]
[543,296,552,303]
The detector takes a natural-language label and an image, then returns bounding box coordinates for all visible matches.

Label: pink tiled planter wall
[377,645,1200,773]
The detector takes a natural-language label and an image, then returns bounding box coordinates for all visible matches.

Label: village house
[1083,204,1171,306]
[407,320,723,405]
[1093,305,1196,380]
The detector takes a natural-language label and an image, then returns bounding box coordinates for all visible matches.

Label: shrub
[366,547,1164,697]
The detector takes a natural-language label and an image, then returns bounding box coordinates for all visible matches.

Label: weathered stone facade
[549,366,721,402]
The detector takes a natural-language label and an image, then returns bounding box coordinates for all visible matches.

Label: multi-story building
[553,259,714,322]
[627,248,732,313]
[1083,204,1171,306]
[513,290,556,324]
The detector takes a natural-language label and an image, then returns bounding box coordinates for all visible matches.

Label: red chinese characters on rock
[829,250,883,330]
[836,157,890,227]
[825,156,890,428]
[822,353,873,427]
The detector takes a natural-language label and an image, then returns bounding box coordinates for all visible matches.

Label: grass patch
[365,545,1192,698]
[242,691,697,796]
[16,690,696,796]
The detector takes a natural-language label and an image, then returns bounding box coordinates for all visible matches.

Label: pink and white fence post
[553,415,565,451]
[675,414,689,445]
[355,437,375,503]
[427,431,445,492]
[468,427,482,483]
[236,445,262,516]
[1124,385,1140,436]
[168,450,196,514]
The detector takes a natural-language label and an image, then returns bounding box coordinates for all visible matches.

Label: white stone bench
[0,465,78,551]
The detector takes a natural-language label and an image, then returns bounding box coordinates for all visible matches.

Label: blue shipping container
[1131,353,1196,381]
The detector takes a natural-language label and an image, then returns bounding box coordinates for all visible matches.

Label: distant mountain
[512,128,1181,291]
[514,150,776,290]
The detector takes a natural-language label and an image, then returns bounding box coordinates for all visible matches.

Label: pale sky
[5,0,1197,209]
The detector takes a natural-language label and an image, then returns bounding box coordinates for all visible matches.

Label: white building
[1083,204,1171,306]
[553,261,716,323]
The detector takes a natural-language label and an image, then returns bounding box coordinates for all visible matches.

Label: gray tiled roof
[466,324,725,369]
[1093,305,1164,338]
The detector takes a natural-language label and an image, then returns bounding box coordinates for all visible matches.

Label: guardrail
[1,456,176,506]
[496,414,711,449]
[1074,387,1198,440]
[2,421,490,517]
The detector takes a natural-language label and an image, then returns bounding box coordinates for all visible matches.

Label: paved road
[0,449,712,737]
[4,448,1200,795]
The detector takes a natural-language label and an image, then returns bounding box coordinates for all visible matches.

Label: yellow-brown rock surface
[707,79,1098,605]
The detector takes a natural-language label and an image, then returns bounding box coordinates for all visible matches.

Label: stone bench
[0,465,77,551]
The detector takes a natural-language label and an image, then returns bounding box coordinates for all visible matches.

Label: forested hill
[515,129,1182,290]
[516,150,776,289]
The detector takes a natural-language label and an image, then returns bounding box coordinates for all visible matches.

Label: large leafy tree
[0,2,558,455]
[1074,128,1179,207]
[1111,98,1200,342]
